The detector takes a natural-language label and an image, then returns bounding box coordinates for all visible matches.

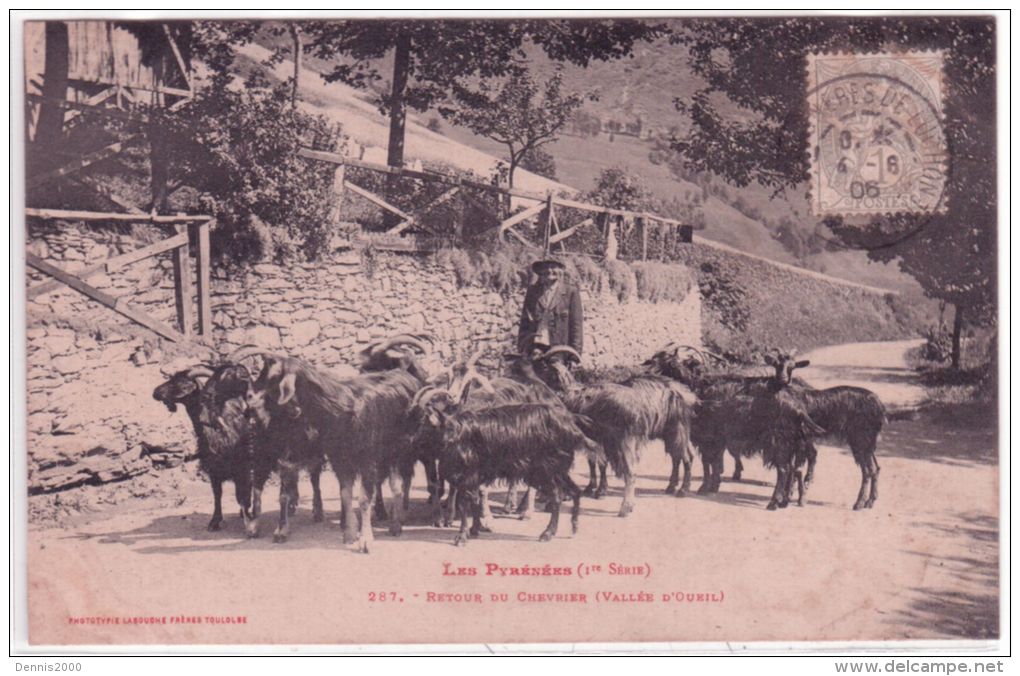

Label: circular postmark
[808,52,949,219]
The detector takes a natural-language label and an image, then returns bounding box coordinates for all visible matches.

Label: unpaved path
[26,341,999,646]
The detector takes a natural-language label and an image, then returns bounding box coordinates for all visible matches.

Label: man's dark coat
[517,281,584,355]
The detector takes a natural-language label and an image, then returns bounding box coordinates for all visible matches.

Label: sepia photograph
[13,11,1005,653]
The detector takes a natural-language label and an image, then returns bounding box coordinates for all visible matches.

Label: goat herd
[152,334,887,553]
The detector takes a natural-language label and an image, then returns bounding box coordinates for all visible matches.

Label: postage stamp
[808,51,948,217]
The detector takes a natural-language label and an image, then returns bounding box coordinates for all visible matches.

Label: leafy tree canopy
[670,17,996,319]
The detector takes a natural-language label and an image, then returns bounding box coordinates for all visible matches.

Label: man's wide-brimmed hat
[531,259,566,274]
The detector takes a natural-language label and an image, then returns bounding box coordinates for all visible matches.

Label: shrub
[160,75,345,264]
[603,259,637,303]
[631,261,694,304]
[519,147,558,181]
[567,255,604,294]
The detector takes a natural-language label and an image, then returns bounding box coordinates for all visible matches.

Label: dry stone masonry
[26,223,701,494]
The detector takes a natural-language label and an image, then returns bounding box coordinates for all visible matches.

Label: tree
[519,147,557,181]
[304,19,662,170]
[442,71,587,187]
[670,17,996,367]
[34,21,69,161]
[158,74,344,264]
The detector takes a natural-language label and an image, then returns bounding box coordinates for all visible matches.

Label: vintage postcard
[15,13,1003,651]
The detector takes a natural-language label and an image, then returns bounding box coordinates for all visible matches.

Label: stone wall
[25,222,701,493]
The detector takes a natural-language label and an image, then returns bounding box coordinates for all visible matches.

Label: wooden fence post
[541,193,554,255]
[329,163,346,224]
[171,223,193,337]
[638,216,648,260]
[603,212,618,260]
[193,219,212,337]
[457,179,466,240]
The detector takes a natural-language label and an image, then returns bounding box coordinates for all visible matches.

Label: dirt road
[26,341,999,646]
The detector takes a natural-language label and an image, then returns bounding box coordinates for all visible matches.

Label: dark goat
[746,385,827,510]
[765,352,886,510]
[241,336,427,551]
[537,346,696,516]
[152,362,293,536]
[354,334,435,521]
[644,344,818,494]
[411,390,592,546]
[436,355,572,523]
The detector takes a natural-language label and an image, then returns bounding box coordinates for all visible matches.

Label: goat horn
[451,371,495,403]
[226,345,283,363]
[465,347,484,371]
[700,349,728,363]
[185,365,215,379]
[671,344,706,361]
[369,334,432,355]
[540,345,582,363]
[411,386,450,412]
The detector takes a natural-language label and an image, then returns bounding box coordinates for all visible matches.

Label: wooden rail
[297,147,693,258]
[26,209,215,340]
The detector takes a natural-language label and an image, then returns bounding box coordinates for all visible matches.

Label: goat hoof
[518,511,532,521]
[453,535,468,547]
[313,510,324,523]
[664,483,677,494]
[595,486,609,499]
[389,523,403,537]
[356,540,370,554]
[273,532,288,544]
[287,504,298,517]
[582,485,595,497]
[343,531,359,545]
[538,531,553,542]
[206,519,222,532]
[676,488,689,498]
[476,523,493,533]
[617,505,634,518]
[766,502,778,511]
[696,485,710,495]
[245,524,260,539]
[732,473,742,482]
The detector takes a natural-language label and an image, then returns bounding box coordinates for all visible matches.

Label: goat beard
[161,401,178,413]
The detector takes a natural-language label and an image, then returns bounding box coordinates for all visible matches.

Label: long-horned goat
[410,380,592,546]
[153,361,303,536]
[239,335,429,551]
[428,349,569,524]
[535,345,696,517]
[764,350,886,510]
[644,344,819,495]
[354,333,436,520]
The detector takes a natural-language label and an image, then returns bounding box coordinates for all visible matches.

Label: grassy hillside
[248,27,923,294]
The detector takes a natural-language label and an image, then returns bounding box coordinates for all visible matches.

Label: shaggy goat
[240,335,428,550]
[445,351,569,521]
[153,362,307,536]
[764,351,886,510]
[536,346,696,516]
[644,344,818,495]
[745,384,827,510]
[411,388,592,546]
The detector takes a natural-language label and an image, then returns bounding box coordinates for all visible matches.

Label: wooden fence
[297,148,693,258]
[26,208,213,343]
